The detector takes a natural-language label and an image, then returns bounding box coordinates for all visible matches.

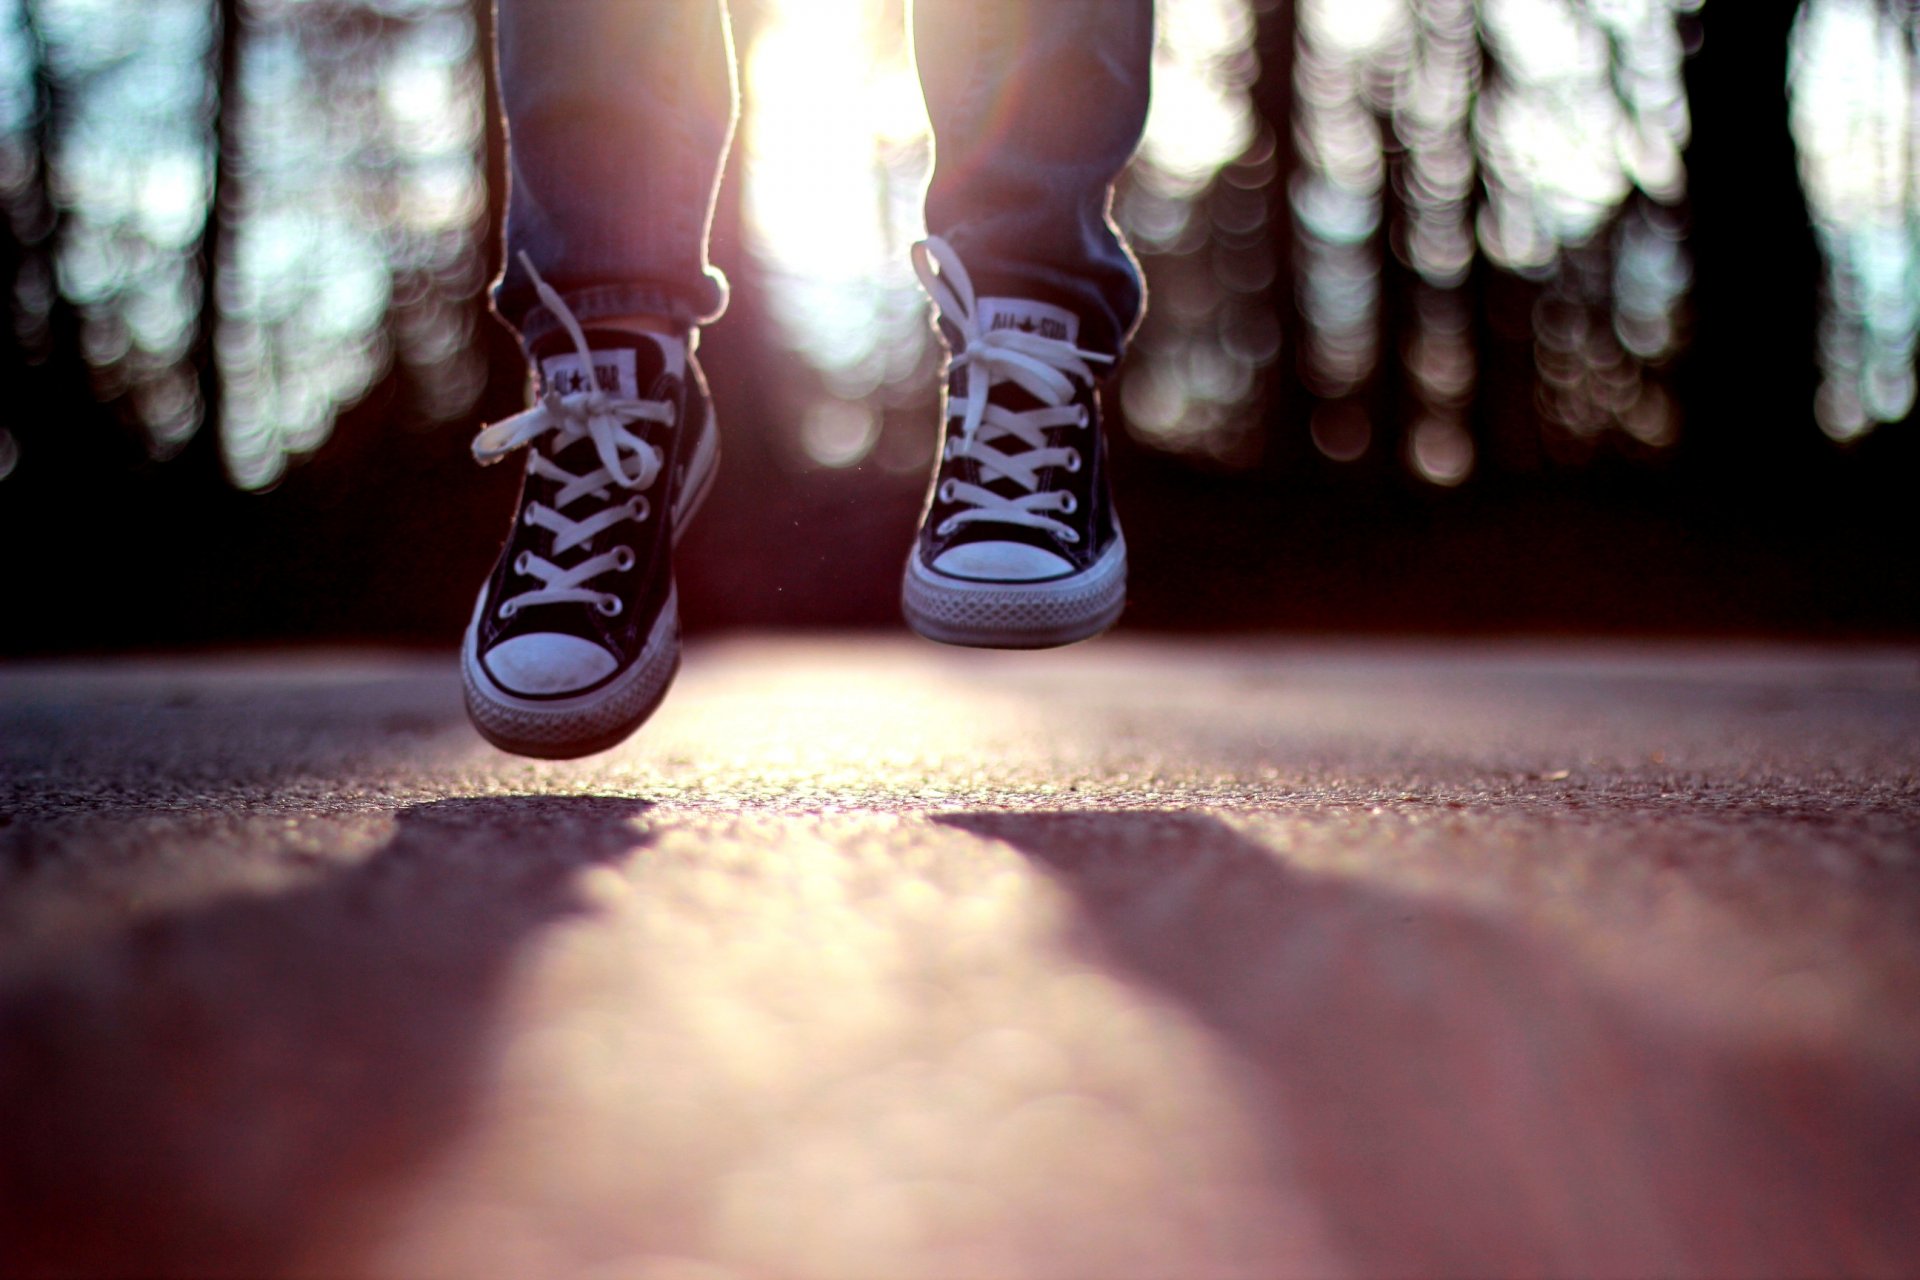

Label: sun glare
[742,0,930,407]
[740,0,1261,420]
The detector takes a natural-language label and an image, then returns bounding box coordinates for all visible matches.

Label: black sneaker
[461,305,718,759]
[901,237,1127,648]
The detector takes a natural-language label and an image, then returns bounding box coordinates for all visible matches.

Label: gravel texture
[3,638,1918,1279]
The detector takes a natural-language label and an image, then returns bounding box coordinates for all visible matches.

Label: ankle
[592,313,680,337]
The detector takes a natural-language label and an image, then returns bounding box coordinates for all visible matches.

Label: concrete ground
[2,637,1917,1279]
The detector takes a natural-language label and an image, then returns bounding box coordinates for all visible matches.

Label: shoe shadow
[938,810,1920,1277]
[0,794,655,1280]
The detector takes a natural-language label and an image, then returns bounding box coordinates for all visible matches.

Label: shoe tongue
[977,297,1080,347]
[536,329,685,401]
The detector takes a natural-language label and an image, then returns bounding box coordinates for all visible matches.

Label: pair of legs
[465,0,1154,758]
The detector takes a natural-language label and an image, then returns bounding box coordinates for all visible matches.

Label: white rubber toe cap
[483,633,617,696]
[930,540,1073,582]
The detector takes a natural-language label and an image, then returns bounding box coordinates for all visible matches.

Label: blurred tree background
[0,0,1913,653]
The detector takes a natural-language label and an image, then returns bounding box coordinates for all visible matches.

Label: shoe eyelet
[627,495,651,522]
[497,600,518,620]
[939,479,958,503]
[1059,493,1078,514]
[1064,448,1082,473]
[1077,408,1091,429]
[1060,529,1081,544]
[596,596,623,617]
[513,551,532,575]
[936,518,957,537]
[612,546,636,572]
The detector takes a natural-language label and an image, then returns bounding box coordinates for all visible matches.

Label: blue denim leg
[914,0,1154,357]
[492,0,738,350]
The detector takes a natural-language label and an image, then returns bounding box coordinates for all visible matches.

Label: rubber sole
[901,533,1127,649]
[463,590,681,759]
[462,401,718,759]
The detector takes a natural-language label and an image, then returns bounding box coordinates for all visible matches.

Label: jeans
[491,0,1153,357]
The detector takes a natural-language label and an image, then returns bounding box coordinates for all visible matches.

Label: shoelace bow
[911,236,1113,543]
[471,253,674,619]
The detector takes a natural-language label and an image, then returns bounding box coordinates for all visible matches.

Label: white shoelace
[472,253,674,620]
[912,236,1113,543]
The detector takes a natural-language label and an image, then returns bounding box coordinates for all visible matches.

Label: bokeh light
[0,0,486,490]
[1117,0,1271,465]
[1791,0,1920,442]
[220,0,485,489]
[1300,0,1690,474]
[798,397,881,470]
[0,0,1906,495]
[730,0,1731,478]
[0,0,211,446]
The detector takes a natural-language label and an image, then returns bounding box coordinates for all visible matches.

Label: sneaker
[901,236,1127,649]
[461,261,718,758]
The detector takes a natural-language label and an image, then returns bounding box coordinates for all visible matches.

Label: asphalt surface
[3,637,1918,1279]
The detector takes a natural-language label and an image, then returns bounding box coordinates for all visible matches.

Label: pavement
[2,636,1918,1280]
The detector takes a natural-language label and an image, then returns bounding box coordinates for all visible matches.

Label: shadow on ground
[0,795,654,1280]
[941,810,1920,1279]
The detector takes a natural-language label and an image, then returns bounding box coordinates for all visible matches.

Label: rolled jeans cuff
[501,274,730,353]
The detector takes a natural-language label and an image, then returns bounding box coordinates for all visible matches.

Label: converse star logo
[979,297,1081,346]
[542,349,639,401]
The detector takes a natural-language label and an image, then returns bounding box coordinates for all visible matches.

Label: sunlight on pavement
[369,814,1326,1279]
[4,640,1918,1277]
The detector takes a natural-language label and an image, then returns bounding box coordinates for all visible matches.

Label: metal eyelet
[939,479,958,503]
[497,600,518,620]
[1059,493,1078,514]
[627,495,651,522]
[1064,448,1082,473]
[596,596,623,617]
[1077,408,1091,429]
[513,551,532,575]
[936,518,957,537]
[612,546,636,572]
[1060,529,1081,544]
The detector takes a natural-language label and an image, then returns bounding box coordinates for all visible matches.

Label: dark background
[0,0,1913,655]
